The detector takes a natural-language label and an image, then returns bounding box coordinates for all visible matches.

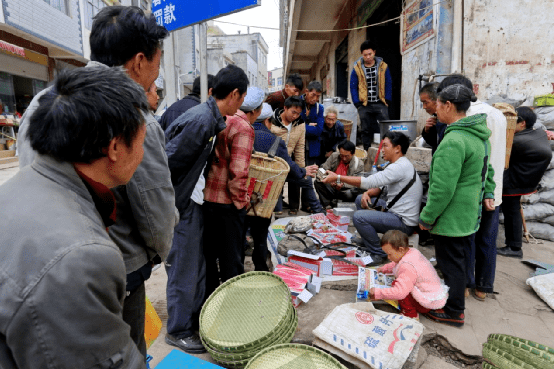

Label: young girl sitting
[369,230,448,319]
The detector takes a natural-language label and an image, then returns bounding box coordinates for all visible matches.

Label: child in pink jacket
[369,230,448,319]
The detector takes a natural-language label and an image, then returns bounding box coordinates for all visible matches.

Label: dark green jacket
[420,114,495,237]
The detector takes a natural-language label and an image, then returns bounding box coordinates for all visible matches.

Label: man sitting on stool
[322,131,423,266]
[315,140,364,208]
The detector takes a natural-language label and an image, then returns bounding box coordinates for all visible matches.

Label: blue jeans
[466,206,499,293]
[353,195,415,257]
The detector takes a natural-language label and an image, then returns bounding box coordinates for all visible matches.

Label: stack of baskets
[482,334,554,369]
[199,272,298,368]
[246,153,290,219]
[245,344,347,369]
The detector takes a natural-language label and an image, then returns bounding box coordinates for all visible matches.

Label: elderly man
[0,67,150,367]
[319,105,347,163]
[17,6,177,357]
[266,73,303,111]
[203,84,262,297]
[323,132,423,266]
[164,65,250,353]
[498,106,552,259]
[249,103,319,270]
[419,82,446,154]
[315,140,364,208]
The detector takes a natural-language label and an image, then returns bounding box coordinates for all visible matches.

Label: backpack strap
[385,168,417,211]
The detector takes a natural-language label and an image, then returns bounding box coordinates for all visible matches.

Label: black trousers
[358,102,389,150]
[165,201,206,339]
[245,216,272,271]
[123,282,146,357]
[433,234,473,316]
[502,195,523,250]
[314,181,363,207]
[203,202,247,297]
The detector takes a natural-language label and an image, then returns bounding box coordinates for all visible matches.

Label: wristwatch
[337,175,341,184]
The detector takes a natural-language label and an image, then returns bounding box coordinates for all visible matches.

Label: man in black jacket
[498,106,552,258]
[164,65,249,353]
[159,75,214,131]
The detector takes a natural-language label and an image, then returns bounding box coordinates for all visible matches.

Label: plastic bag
[526,221,554,242]
[522,203,554,221]
[526,273,554,311]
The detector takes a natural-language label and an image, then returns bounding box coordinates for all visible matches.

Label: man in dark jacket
[0,68,150,368]
[319,105,347,164]
[498,106,552,258]
[159,75,214,131]
[248,103,318,270]
[164,65,249,353]
[419,82,447,154]
[265,73,303,111]
[17,6,177,357]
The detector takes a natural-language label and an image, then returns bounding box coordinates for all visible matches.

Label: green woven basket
[486,334,554,369]
[204,307,298,362]
[245,344,347,369]
[482,362,495,369]
[483,343,536,369]
[200,272,293,352]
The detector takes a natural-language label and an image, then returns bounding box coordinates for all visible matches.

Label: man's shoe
[425,309,464,327]
[497,246,523,259]
[165,333,206,354]
[350,235,363,245]
[366,254,387,267]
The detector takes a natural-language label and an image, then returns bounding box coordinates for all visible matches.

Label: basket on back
[246,153,290,218]
[339,119,354,141]
[492,102,518,169]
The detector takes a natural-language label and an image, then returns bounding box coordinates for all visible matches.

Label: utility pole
[199,22,208,102]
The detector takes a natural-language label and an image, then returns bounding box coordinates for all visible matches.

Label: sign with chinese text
[152,0,260,32]
[401,0,435,54]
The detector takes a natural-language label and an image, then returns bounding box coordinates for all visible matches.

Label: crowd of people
[0,4,552,367]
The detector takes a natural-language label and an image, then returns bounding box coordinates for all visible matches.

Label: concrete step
[0,156,18,170]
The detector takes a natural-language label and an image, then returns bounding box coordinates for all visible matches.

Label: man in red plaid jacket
[203,86,265,296]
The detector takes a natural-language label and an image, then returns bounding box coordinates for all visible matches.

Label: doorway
[366,0,403,119]
[335,36,349,100]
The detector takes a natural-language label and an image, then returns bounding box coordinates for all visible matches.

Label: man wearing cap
[248,103,319,270]
[203,87,263,296]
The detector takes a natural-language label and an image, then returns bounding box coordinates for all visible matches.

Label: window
[271,78,275,87]
[277,77,283,86]
[44,0,69,15]
[85,0,107,29]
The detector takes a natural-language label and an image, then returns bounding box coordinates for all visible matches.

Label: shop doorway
[366,0,403,119]
[335,36,349,100]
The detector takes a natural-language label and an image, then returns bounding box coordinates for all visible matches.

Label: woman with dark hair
[419,84,495,327]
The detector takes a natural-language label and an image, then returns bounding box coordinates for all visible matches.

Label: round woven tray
[486,334,554,369]
[483,343,536,369]
[200,272,293,352]
[203,307,297,362]
[245,344,347,369]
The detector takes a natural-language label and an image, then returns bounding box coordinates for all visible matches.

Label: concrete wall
[463,0,554,105]
[3,0,83,55]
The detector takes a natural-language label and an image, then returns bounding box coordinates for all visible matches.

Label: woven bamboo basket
[482,343,536,369]
[354,147,367,161]
[485,334,554,369]
[246,153,290,218]
[492,102,517,169]
[245,344,347,369]
[340,119,354,141]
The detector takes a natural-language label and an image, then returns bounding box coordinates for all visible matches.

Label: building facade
[280,0,554,130]
[268,67,283,93]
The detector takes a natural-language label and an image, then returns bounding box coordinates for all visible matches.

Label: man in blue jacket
[164,65,249,353]
[249,103,319,270]
[350,40,392,150]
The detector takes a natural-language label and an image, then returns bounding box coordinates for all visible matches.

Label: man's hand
[360,191,372,209]
[325,151,333,158]
[483,198,495,211]
[546,130,554,140]
[322,171,337,184]
[305,164,318,178]
[424,116,437,133]
[309,123,318,127]
[335,183,344,190]
[419,223,430,231]
[369,288,376,299]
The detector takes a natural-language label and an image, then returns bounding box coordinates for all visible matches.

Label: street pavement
[1,165,553,368]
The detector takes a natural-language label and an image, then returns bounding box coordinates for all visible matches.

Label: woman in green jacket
[419,84,495,327]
